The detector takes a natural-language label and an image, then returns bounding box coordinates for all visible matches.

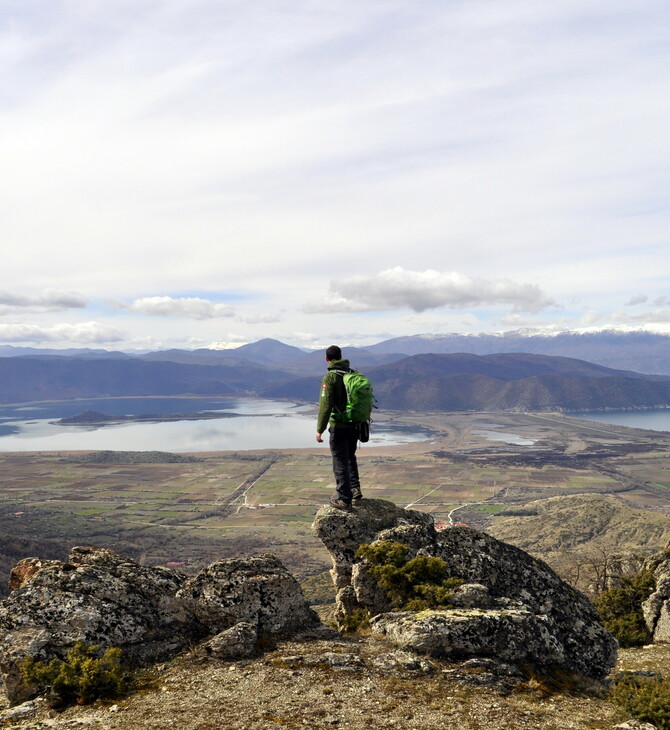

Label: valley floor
[1,410,670,599]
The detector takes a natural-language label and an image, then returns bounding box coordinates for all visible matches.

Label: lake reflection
[0,397,431,452]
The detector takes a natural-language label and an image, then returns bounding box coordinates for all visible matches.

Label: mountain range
[3,329,669,374]
[1,338,670,413]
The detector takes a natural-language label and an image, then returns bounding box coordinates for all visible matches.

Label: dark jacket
[316,358,351,434]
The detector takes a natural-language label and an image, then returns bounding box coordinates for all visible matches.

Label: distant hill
[489,493,670,556]
[486,493,670,595]
[0,345,132,359]
[233,338,308,365]
[2,349,669,413]
[0,356,287,404]
[139,348,254,367]
[4,330,670,376]
[264,352,670,412]
[367,330,670,375]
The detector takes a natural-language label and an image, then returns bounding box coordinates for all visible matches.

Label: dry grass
[4,635,664,729]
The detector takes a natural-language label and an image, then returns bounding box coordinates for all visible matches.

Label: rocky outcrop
[642,548,670,642]
[312,499,617,680]
[312,498,433,591]
[0,547,318,705]
[177,554,318,637]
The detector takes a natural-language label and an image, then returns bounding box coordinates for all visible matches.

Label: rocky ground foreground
[1,498,668,729]
[1,632,667,730]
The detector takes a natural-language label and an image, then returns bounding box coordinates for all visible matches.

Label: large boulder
[176,554,319,637]
[0,547,318,705]
[642,548,670,642]
[312,499,617,679]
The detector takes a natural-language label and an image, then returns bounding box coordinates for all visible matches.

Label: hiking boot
[329,496,353,512]
[351,487,363,501]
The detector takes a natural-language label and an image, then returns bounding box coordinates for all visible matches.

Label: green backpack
[333,369,375,424]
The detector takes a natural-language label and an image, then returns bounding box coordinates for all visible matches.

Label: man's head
[325,345,341,362]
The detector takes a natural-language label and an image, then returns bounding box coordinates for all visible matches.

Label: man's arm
[316,373,334,441]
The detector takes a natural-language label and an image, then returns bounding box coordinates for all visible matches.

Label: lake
[0,397,433,452]
[572,408,670,433]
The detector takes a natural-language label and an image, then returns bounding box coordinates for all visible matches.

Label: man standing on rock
[316,345,362,511]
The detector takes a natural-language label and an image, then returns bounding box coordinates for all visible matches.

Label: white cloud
[0,289,86,314]
[305,268,556,314]
[0,321,125,345]
[121,297,236,320]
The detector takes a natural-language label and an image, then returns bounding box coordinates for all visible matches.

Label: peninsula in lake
[55,409,241,426]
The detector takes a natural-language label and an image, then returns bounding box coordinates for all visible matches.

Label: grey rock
[642,557,670,642]
[613,722,658,730]
[201,622,257,660]
[177,554,319,636]
[370,649,435,674]
[312,499,617,679]
[0,547,195,704]
[312,499,433,591]
[370,608,566,669]
[0,697,45,720]
[450,583,490,609]
[350,562,392,617]
[0,547,319,705]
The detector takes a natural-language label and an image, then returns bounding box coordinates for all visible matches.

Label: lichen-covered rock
[312,499,433,590]
[312,499,617,679]
[176,554,319,636]
[449,583,490,609]
[370,608,565,668]
[0,548,318,705]
[201,622,257,659]
[642,551,670,642]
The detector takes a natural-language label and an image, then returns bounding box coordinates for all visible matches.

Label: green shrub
[594,569,655,647]
[339,608,372,633]
[20,641,129,707]
[357,541,463,611]
[611,674,670,730]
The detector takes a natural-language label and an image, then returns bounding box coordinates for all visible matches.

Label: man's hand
[316,432,323,443]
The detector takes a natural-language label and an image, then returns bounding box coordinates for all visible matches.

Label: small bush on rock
[357,541,463,611]
[339,608,372,633]
[594,570,655,647]
[611,673,670,730]
[20,641,129,707]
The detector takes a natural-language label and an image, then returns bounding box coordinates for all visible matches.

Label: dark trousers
[329,425,360,504]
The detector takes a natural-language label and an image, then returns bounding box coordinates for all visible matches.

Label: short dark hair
[326,345,341,361]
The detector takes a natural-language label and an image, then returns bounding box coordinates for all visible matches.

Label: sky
[1,0,669,351]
